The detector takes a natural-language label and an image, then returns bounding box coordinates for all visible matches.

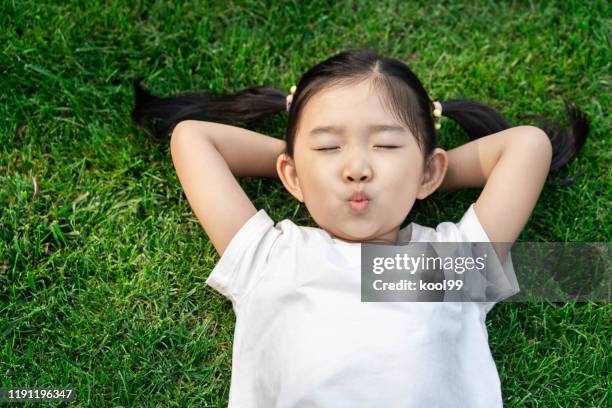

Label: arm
[170,120,285,257]
[174,120,286,179]
[437,126,553,263]
[438,131,509,192]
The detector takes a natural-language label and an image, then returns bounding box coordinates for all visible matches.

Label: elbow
[170,121,201,153]
[171,120,215,153]
[170,121,189,149]
[520,126,553,167]
[171,120,194,139]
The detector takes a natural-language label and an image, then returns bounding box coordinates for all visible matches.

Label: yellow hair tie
[286,84,297,112]
[432,100,443,130]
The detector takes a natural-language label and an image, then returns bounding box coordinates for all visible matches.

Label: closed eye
[315,146,400,151]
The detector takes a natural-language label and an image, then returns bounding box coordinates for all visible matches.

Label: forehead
[297,80,406,137]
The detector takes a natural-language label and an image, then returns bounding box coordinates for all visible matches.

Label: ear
[276,153,305,203]
[416,148,448,200]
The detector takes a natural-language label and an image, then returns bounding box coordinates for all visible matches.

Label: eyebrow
[308,124,406,137]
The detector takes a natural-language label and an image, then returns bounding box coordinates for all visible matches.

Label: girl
[132,48,589,407]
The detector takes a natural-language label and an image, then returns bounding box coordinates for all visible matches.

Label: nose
[345,172,370,182]
[342,150,373,183]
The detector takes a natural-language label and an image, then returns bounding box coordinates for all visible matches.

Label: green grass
[1,0,610,406]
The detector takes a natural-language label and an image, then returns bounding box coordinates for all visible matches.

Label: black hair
[132,47,589,188]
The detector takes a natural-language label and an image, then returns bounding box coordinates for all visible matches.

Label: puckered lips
[348,191,370,212]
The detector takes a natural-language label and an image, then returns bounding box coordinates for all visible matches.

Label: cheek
[304,160,334,186]
[296,163,334,203]
[380,160,420,186]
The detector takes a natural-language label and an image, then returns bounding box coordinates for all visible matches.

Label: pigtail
[439,99,512,138]
[131,78,287,141]
[439,98,589,188]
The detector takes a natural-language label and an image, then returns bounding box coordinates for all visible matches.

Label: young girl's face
[280,79,440,244]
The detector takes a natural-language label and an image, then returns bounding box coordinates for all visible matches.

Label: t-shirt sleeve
[455,203,520,313]
[205,209,282,312]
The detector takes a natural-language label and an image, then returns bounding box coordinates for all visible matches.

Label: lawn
[1,0,610,406]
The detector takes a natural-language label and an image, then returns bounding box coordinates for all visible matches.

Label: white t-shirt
[205,203,518,407]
